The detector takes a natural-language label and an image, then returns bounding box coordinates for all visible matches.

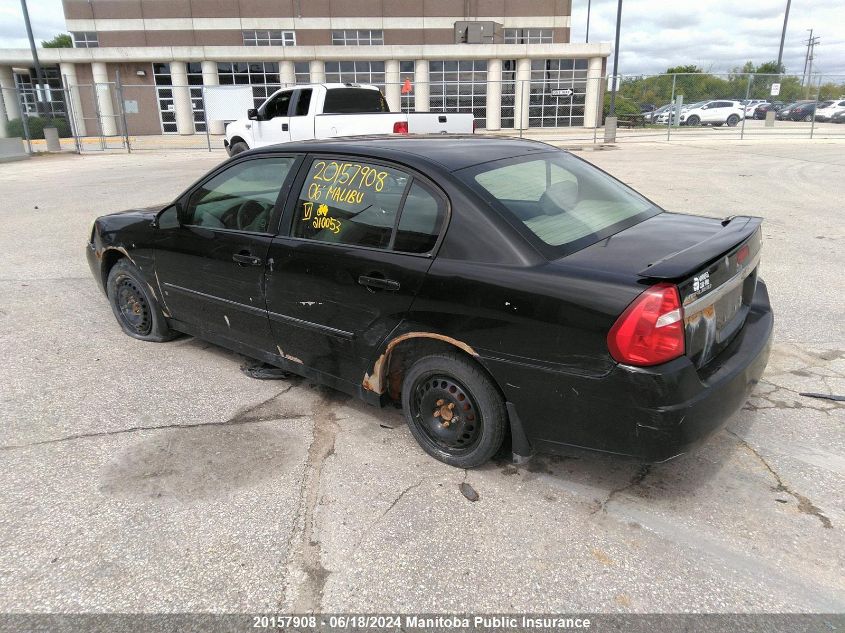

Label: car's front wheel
[685,115,700,126]
[402,352,506,468]
[727,114,740,126]
[106,259,176,342]
[230,141,249,155]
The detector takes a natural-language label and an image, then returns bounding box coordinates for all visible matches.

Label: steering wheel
[236,199,266,231]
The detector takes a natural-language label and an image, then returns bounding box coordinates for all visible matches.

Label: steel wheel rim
[115,275,152,336]
[411,373,482,455]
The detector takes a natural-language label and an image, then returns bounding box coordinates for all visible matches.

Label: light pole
[586,0,591,43]
[19,0,50,117]
[776,0,791,73]
[608,0,623,117]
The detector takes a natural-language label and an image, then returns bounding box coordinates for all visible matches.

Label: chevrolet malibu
[86,136,773,468]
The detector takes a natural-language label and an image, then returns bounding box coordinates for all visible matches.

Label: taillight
[607,283,685,366]
[393,121,409,134]
[736,244,749,264]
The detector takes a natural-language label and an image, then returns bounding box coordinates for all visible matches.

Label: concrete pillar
[309,60,325,83]
[584,56,603,128]
[513,58,531,130]
[200,60,224,135]
[59,62,86,137]
[279,60,295,87]
[91,62,117,136]
[414,59,429,112]
[485,58,502,131]
[0,65,21,128]
[169,61,194,135]
[384,59,401,112]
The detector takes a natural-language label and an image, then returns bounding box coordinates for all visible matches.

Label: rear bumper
[488,280,773,462]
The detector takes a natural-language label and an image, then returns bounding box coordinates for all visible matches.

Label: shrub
[6,116,72,139]
[603,94,641,118]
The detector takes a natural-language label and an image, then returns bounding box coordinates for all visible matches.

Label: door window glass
[292,159,409,248]
[185,157,296,232]
[293,89,312,116]
[393,181,446,253]
[264,91,292,118]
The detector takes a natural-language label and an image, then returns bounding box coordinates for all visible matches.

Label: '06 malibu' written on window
[292,159,446,253]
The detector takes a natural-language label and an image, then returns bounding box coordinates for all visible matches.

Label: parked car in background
[754,102,784,119]
[776,101,814,121]
[653,101,706,125]
[831,110,845,124]
[679,100,745,126]
[742,99,769,117]
[814,100,845,121]
[639,103,657,114]
[224,83,474,155]
[644,103,671,123]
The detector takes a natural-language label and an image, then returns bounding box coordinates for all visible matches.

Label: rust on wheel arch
[362,332,479,395]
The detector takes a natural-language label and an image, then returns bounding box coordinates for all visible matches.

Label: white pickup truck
[224,83,475,155]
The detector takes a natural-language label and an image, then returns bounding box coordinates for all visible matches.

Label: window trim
[279,152,451,258]
[177,153,304,236]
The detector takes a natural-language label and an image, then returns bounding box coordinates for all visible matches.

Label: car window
[293,89,312,116]
[323,88,390,113]
[185,157,296,232]
[292,159,409,249]
[264,91,292,119]
[461,152,658,258]
[394,181,447,254]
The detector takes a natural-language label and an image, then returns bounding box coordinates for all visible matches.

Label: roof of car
[247,135,559,171]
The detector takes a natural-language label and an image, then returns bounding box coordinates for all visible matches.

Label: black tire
[401,352,506,468]
[230,141,249,155]
[803,114,813,122]
[727,114,740,127]
[106,259,176,342]
[686,115,700,126]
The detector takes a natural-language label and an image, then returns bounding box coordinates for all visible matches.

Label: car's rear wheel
[803,114,813,122]
[685,115,700,126]
[230,141,249,155]
[106,259,176,342]
[402,352,506,468]
[727,114,740,126]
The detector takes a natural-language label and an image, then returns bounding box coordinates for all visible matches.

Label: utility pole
[776,0,791,73]
[19,0,50,117]
[586,0,591,43]
[802,30,820,93]
[608,0,623,116]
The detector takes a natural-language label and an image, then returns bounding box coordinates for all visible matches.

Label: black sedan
[86,136,773,468]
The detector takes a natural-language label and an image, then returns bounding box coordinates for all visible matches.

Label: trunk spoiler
[638,215,763,279]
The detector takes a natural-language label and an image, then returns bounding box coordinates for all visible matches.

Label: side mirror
[156,204,181,230]
[247,108,259,121]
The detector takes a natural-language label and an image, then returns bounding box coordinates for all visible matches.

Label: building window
[72,31,98,48]
[242,30,296,46]
[399,61,415,113]
[529,59,588,128]
[14,67,66,117]
[429,60,487,129]
[324,61,385,90]
[331,30,384,46]
[153,62,206,134]
[217,61,281,108]
[501,60,516,128]
[294,62,310,85]
[503,28,553,44]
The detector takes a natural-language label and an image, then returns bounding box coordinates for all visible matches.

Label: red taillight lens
[607,283,685,366]
[393,121,409,134]
[736,244,749,264]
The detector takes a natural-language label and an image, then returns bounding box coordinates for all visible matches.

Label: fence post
[666,74,676,141]
[61,74,82,153]
[592,76,599,145]
[115,70,131,153]
[740,73,752,140]
[809,75,821,139]
[20,96,33,154]
[518,79,524,139]
[203,85,211,152]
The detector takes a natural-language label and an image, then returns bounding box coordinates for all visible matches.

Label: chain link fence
[2,72,844,154]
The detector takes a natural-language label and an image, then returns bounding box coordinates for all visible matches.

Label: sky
[1,0,844,78]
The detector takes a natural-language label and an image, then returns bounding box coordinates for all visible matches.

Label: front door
[288,88,314,141]
[155,155,301,356]
[255,89,293,146]
[264,155,449,386]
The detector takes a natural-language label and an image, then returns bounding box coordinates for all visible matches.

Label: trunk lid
[561,212,763,369]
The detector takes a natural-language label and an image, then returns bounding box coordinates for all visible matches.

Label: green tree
[666,65,702,74]
[41,33,72,48]
[756,61,785,75]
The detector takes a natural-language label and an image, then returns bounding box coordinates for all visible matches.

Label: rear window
[323,88,389,113]
[459,151,660,258]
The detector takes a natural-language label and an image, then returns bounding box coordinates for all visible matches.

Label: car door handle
[233,252,263,266]
[358,275,400,291]
[282,123,289,131]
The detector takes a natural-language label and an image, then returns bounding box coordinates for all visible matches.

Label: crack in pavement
[0,385,298,451]
[284,390,344,613]
[592,464,651,514]
[742,379,844,416]
[728,430,833,529]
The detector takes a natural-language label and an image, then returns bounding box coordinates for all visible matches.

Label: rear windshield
[323,88,390,114]
[458,151,660,258]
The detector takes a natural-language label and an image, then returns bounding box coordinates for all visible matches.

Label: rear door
[154,154,301,356]
[264,155,449,384]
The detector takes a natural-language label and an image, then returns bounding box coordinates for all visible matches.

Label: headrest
[539,180,579,215]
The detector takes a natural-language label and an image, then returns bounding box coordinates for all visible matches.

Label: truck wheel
[727,114,740,126]
[230,141,249,155]
[402,352,506,469]
[106,259,176,342]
